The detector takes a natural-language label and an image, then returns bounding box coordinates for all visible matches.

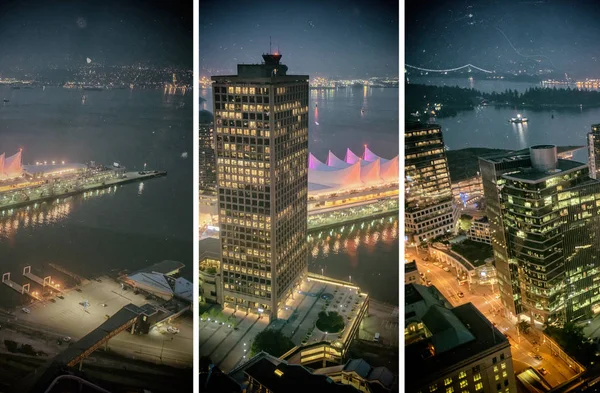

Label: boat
[83,86,103,91]
[3,99,8,103]
[510,114,528,123]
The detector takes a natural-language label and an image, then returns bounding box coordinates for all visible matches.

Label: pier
[23,266,62,293]
[1,272,40,300]
[0,170,166,212]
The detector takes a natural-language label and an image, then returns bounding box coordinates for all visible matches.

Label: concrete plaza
[198,275,368,373]
[4,276,192,367]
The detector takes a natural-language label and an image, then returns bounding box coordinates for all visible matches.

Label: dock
[23,266,62,293]
[1,272,41,300]
[0,170,166,212]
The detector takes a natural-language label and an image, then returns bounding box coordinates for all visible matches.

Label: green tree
[251,329,295,357]
[517,320,530,334]
[459,214,473,232]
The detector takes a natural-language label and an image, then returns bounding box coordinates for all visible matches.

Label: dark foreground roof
[405,303,509,391]
[244,357,359,393]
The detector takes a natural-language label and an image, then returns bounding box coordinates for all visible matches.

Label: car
[104,314,110,320]
[167,326,180,334]
[426,281,432,286]
[49,298,56,303]
[21,308,30,314]
[539,368,548,375]
[374,332,380,342]
[100,303,107,307]
[57,295,64,300]
[458,292,464,298]
[443,267,450,272]
[75,288,82,293]
[535,355,543,361]
[62,336,71,342]
[56,339,62,346]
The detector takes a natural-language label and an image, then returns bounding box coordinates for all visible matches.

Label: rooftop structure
[0,150,23,179]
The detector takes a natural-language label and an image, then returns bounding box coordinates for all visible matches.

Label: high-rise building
[483,145,600,324]
[200,110,216,194]
[405,122,457,243]
[502,146,600,323]
[479,151,531,316]
[212,53,309,319]
[588,123,600,179]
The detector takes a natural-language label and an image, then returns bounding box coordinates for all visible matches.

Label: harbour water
[0,87,193,307]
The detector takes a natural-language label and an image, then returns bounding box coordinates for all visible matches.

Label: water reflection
[308,215,398,260]
[511,121,529,148]
[0,185,118,239]
[308,214,399,303]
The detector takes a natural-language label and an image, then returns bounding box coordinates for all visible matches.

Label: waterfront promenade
[0,170,166,211]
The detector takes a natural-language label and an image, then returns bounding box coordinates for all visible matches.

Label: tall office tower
[500,145,600,323]
[479,151,531,316]
[199,110,216,194]
[588,124,600,179]
[212,53,309,320]
[405,122,457,243]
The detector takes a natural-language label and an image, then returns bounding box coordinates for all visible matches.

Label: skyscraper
[588,123,600,179]
[199,110,216,194]
[405,122,457,243]
[483,145,600,324]
[479,151,531,316]
[212,53,309,320]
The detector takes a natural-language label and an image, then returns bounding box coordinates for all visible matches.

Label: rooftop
[502,159,587,183]
[244,357,359,393]
[405,302,509,391]
[479,145,584,164]
[405,261,417,274]
[136,260,185,276]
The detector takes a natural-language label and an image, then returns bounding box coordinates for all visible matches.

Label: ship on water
[510,113,528,123]
[83,86,103,91]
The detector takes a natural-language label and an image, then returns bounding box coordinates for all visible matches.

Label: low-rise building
[468,216,491,244]
[199,237,221,304]
[405,283,517,393]
[405,260,421,285]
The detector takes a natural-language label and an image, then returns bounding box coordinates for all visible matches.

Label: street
[406,248,577,388]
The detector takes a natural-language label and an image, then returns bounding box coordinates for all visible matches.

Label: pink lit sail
[345,148,361,164]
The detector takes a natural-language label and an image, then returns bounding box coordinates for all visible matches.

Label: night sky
[200,0,399,79]
[406,0,600,77]
[0,0,192,69]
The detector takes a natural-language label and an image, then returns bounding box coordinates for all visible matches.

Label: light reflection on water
[0,186,117,240]
[308,215,399,304]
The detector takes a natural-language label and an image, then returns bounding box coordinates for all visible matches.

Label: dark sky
[406,0,600,77]
[0,0,192,69]
[199,0,399,79]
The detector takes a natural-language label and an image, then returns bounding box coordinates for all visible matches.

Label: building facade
[500,145,600,324]
[212,53,309,319]
[405,123,457,243]
[588,123,600,180]
[200,110,216,194]
[468,217,491,244]
[479,151,531,316]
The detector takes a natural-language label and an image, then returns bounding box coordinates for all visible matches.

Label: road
[406,248,577,388]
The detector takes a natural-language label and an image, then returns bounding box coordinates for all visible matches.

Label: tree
[517,320,531,334]
[459,214,473,232]
[316,311,345,333]
[251,329,295,357]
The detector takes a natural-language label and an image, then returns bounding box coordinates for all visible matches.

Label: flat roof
[479,145,584,164]
[405,261,418,274]
[200,238,220,260]
[502,159,587,183]
[136,260,185,276]
[405,303,509,391]
[244,357,358,393]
